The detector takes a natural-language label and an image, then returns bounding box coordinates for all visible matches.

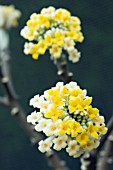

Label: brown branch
[0,34,43,146]
[0,49,17,100]
[53,54,73,83]
[0,29,70,170]
[97,130,113,170]
[0,96,9,106]
[46,152,69,170]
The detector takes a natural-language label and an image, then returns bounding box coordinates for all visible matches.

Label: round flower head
[27,82,108,158]
[0,5,21,29]
[21,6,84,63]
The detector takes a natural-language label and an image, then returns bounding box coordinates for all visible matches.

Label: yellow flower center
[71,145,75,150]
[58,140,63,144]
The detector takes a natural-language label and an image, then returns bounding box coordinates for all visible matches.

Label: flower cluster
[0,5,21,29]
[27,82,107,158]
[21,6,84,63]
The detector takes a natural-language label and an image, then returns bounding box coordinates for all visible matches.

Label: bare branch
[53,54,73,83]
[0,49,17,100]
[97,130,113,170]
[0,29,70,170]
[0,96,9,106]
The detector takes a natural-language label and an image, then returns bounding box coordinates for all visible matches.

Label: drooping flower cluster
[21,6,84,63]
[0,5,21,29]
[27,82,107,158]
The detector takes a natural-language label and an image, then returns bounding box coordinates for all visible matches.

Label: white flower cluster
[21,6,83,62]
[0,5,21,29]
[27,82,107,158]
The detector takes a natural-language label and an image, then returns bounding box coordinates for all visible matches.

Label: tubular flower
[27,82,107,158]
[0,5,21,29]
[21,6,84,63]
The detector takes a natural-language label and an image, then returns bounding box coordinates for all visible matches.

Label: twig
[46,152,69,170]
[97,130,113,170]
[0,49,17,100]
[0,28,70,170]
[53,54,73,83]
[0,96,9,106]
[0,30,43,146]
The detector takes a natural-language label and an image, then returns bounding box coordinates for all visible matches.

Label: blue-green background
[0,0,113,169]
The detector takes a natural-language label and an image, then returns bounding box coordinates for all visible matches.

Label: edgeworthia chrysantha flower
[27,82,107,158]
[0,5,21,29]
[21,6,84,63]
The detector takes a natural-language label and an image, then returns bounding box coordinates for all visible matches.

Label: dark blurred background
[0,0,113,170]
